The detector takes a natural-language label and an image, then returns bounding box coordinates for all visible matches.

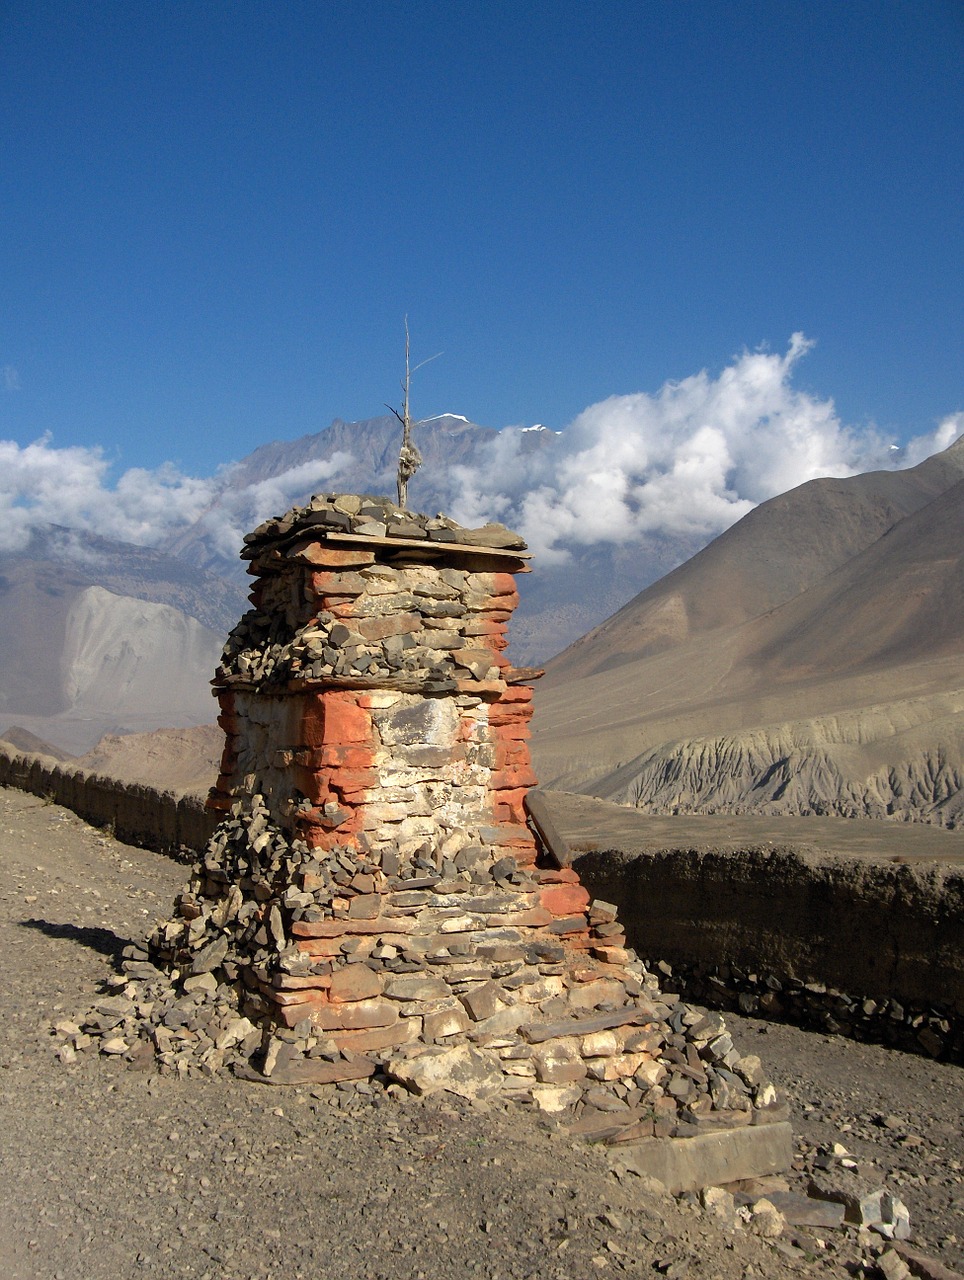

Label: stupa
[141,491,790,1165]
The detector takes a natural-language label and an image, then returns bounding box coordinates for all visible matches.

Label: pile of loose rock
[242,492,527,554]
[218,493,532,693]
[60,797,788,1145]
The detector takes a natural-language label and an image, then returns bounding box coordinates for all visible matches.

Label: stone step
[609,1121,793,1194]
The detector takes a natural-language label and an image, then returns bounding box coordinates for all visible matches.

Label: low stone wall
[0,745,217,859]
[574,845,964,1062]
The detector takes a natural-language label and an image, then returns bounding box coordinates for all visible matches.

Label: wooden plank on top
[323,531,532,559]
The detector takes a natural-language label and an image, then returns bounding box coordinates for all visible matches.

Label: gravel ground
[2,786,962,1280]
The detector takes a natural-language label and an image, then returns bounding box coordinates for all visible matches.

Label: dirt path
[1,786,962,1280]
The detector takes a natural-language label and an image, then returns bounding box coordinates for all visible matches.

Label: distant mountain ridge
[553,433,964,681]
[0,415,703,752]
[532,432,964,826]
[6,414,959,764]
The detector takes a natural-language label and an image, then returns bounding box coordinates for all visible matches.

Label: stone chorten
[145,494,787,1139]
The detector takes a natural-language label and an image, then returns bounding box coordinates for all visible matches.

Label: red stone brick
[303,828,360,852]
[499,685,534,704]
[206,788,232,814]
[274,995,327,1028]
[294,937,343,958]
[489,699,532,719]
[327,1022,420,1053]
[461,619,506,637]
[487,712,531,734]
[539,882,591,917]
[290,542,375,568]
[331,768,377,794]
[270,987,327,1007]
[300,693,372,747]
[291,768,335,805]
[312,997,399,1031]
[489,572,518,597]
[491,740,532,771]
[493,787,528,824]
[535,868,581,884]
[323,694,373,744]
[296,810,364,849]
[455,678,505,695]
[509,843,538,866]
[591,946,633,965]
[308,569,340,591]
[561,933,594,950]
[489,765,538,790]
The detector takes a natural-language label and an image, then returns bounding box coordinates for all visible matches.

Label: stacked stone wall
[209,497,539,867]
[575,844,964,1062]
[0,744,214,857]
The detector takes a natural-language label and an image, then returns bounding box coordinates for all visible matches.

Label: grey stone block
[609,1121,793,1194]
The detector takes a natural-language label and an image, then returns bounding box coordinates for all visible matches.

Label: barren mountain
[0,527,244,754]
[0,416,704,753]
[553,433,964,681]
[7,419,960,759]
[0,725,74,761]
[532,434,964,826]
[75,722,223,795]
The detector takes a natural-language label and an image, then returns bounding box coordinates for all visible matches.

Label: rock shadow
[20,917,130,964]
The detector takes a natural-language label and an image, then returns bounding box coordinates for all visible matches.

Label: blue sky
[1,0,962,480]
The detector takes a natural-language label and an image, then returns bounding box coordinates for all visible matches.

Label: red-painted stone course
[539,882,592,917]
[309,694,373,746]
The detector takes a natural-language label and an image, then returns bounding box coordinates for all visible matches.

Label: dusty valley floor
[1,786,962,1280]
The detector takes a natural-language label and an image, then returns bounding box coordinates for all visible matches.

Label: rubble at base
[58,797,788,1144]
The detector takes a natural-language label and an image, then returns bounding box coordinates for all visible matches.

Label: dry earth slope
[531,433,964,826]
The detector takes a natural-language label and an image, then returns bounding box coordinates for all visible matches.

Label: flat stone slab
[234,1056,375,1086]
[609,1121,792,1194]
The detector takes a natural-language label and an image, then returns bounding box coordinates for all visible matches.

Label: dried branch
[388,317,442,508]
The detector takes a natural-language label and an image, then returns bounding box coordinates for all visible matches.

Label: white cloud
[3,365,21,391]
[0,340,958,566]
[0,434,353,555]
[901,412,963,468]
[442,336,961,561]
[0,436,218,553]
[194,454,355,559]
